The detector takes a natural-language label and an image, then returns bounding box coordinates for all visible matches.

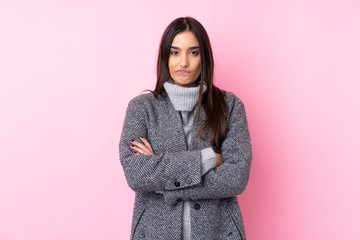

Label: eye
[170,51,179,55]
[190,51,199,56]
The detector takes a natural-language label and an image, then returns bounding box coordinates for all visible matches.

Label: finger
[130,142,153,155]
[130,140,142,148]
[130,144,151,155]
[215,153,224,167]
[131,140,149,150]
[131,140,153,155]
[130,141,148,152]
[140,137,154,154]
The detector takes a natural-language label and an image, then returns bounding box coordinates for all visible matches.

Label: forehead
[171,31,199,47]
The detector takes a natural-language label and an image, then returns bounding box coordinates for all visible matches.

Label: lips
[176,69,190,74]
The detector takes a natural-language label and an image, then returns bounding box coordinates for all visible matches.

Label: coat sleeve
[163,97,252,205]
[119,96,203,193]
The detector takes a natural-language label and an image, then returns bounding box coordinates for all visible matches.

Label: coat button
[138,230,145,238]
[185,178,192,184]
[176,198,182,202]
[194,203,201,210]
[174,181,180,187]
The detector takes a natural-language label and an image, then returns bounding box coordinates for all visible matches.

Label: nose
[180,53,189,68]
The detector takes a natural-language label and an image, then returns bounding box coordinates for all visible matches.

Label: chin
[174,79,196,86]
[176,82,196,87]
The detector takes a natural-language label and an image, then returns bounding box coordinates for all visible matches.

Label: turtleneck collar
[163,81,207,112]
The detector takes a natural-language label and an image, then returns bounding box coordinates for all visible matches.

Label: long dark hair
[153,17,228,150]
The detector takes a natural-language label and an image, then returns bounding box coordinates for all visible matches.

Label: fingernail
[131,145,135,147]
[140,136,144,139]
[130,140,134,142]
[133,151,137,154]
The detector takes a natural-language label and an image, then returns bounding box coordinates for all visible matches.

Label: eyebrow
[170,46,199,50]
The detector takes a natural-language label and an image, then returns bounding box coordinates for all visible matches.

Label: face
[168,31,201,87]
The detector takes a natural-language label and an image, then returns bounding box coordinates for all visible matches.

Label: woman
[120,17,252,240]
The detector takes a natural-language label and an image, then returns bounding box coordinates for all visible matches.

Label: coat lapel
[189,105,212,151]
[160,93,188,152]
[156,92,211,153]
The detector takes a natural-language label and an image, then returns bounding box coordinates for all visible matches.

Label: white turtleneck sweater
[163,81,216,240]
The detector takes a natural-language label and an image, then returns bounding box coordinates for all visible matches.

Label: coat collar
[159,91,210,151]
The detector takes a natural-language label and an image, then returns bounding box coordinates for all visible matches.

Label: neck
[163,81,207,111]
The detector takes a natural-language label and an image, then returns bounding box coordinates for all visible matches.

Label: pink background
[1,0,359,239]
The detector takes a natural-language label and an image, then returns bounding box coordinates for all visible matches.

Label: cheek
[168,58,175,72]
[195,59,201,73]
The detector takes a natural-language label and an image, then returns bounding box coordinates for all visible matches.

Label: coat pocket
[131,207,147,240]
[224,205,244,240]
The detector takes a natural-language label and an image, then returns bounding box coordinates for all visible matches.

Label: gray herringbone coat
[120,91,252,240]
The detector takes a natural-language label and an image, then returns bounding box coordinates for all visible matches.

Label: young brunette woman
[120,17,252,240]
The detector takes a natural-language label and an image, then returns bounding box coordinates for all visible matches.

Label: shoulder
[128,92,156,104]
[126,91,169,114]
[128,92,164,106]
[223,91,245,110]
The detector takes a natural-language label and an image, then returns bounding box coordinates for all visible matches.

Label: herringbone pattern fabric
[120,91,252,240]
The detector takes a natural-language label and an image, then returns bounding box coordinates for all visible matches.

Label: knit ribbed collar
[163,81,207,111]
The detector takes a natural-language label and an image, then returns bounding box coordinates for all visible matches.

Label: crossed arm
[130,136,224,167]
[120,96,252,205]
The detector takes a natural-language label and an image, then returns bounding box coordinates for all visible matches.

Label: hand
[215,153,224,167]
[130,137,154,155]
